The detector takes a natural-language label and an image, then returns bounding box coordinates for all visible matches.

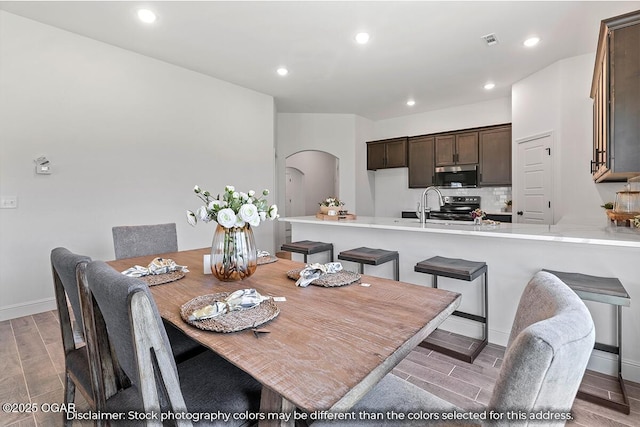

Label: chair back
[489,271,595,424]
[112,223,178,260]
[51,247,91,349]
[84,261,188,424]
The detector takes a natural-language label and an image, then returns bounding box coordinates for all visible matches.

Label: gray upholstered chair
[82,261,261,425]
[315,271,596,426]
[51,248,94,423]
[112,222,203,362]
[112,222,178,260]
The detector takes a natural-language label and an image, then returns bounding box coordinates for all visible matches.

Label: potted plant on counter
[319,197,344,214]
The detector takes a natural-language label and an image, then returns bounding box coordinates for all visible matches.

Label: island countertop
[280,214,640,383]
[281,215,640,248]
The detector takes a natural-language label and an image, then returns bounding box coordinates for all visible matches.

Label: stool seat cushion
[542,269,630,306]
[338,247,398,265]
[415,256,486,281]
[281,240,333,255]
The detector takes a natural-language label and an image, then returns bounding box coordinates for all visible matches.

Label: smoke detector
[481,33,499,46]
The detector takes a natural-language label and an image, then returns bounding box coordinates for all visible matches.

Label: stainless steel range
[402,196,481,221]
[429,196,481,222]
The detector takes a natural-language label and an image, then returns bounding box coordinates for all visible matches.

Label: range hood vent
[481,33,499,46]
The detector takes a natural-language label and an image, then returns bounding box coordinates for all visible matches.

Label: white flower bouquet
[186,185,278,229]
[319,197,345,208]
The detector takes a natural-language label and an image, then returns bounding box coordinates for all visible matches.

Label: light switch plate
[0,196,18,209]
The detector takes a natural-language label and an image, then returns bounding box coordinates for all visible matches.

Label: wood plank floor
[1,311,639,426]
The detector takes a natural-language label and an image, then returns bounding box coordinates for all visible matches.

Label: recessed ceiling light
[524,37,540,47]
[406,100,416,107]
[277,67,289,76]
[355,32,370,44]
[137,9,157,24]
[484,82,496,90]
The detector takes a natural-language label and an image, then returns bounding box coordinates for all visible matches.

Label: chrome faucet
[418,186,444,224]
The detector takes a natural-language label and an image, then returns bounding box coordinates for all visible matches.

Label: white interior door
[284,167,305,242]
[516,133,554,224]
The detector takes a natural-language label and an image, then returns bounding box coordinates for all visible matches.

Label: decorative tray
[286,269,361,287]
[257,255,278,265]
[180,292,279,333]
[140,271,185,286]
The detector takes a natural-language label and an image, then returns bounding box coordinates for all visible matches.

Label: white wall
[512,53,621,224]
[0,12,275,320]
[275,113,358,248]
[370,98,512,217]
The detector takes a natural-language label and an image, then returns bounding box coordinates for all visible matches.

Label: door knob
[517,211,523,216]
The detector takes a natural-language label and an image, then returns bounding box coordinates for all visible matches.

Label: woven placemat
[180,292,280,333]
[286,269,361,287]
[257,255,278,265]
[140,271,185,286]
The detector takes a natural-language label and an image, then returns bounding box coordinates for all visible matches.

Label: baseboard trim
[0,298,57,322]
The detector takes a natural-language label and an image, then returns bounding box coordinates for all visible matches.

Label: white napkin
[121,257,189,277]
[257,250,271,257]
[295,262,343,287]
[188,289,269,321]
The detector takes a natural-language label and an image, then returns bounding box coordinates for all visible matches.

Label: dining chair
[112,222,178,260]
[112,222,204,363]
[315,270,596,426]
[82,260,262,425]
[50,247,94,423]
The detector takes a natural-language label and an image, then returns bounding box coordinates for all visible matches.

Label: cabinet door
[456,132,479,164]
[435,135,455,166]
[385,138,408,168]
[479,126,512,186]
[408,136,435,188]
[367,142,386,171]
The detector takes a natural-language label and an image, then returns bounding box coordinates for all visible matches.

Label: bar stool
[414,256,488,363]
[543,269,631,414]
[337,247,399,280]
[280,240,333,263]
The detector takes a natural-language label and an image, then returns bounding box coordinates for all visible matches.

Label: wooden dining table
[108,248,461,426]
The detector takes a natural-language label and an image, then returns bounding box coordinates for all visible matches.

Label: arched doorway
[284,150,339,242]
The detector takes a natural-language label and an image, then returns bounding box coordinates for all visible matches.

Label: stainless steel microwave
[434,165,478,188]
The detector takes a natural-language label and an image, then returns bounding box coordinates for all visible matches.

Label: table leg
[258,386,296,427]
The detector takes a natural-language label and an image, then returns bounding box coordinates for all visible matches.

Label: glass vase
[211,224,257,281]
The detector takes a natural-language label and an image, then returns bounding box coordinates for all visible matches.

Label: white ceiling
[2,1,639,120]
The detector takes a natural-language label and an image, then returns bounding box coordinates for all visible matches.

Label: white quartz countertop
[281,216,640,249]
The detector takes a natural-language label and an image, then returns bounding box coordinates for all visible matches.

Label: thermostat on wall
[35,156,52,174]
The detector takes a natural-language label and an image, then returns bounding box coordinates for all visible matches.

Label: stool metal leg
[394,258,399,281]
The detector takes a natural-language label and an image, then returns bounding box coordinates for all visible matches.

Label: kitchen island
[280,215,640,382]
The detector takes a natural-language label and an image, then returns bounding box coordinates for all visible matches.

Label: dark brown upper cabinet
[591,10,640,182]
[408,135,435,188]
[479,126,512,186]
[366,137,408,170]
[435,132,478,166]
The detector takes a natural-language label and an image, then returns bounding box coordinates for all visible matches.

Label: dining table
[108,248,461,426]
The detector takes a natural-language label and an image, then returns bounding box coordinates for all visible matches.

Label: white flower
[208,200,219,210]
[240,192,248,201]
[268,204,279,219]
[216,208,237,228]
[186,210,197,227]
[196,206,209,222]
[193,185,201,193]
[259,211,267,221]
[239,203,260,226]
[225,185,235,192]
[232,191,240,199]
[234,217,246,228]
[248,190,255,197]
